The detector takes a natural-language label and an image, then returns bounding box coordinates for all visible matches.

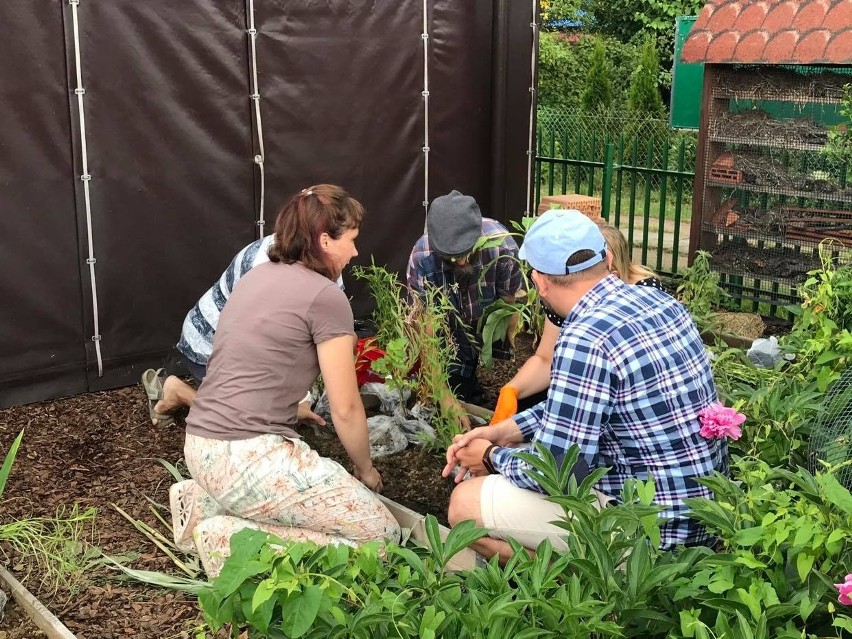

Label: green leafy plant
[822,83,852,164]
[676,250,730,333]
[477,216,545,370]
[407,283,469,450]
[783,242,852,392]
[711,348,822,468]
[196,520,490,638]
[354,261,472,449]
[192,445,697,638]
[680,459,852,637]
[0,429,24,499]
[371,336,418,417]
[351,261,407,347]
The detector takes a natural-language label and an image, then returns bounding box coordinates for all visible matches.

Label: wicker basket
[537,194,602,220]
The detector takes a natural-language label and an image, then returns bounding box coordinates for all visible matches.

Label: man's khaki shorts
[480,474,611,551]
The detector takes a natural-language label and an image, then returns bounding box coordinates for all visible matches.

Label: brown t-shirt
[185,262,354,441]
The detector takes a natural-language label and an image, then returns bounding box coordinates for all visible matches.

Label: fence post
[601,142,614,221]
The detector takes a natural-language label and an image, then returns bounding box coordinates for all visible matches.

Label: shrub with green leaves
[477,217,545,370]
[196,445,698,638]
[581,38,613,112]
[783,243,852,392]
[627,38,665,116]
[711,348,822,468]
[676,250,730,333]
[679,459,852,638]
[708,245,852,470]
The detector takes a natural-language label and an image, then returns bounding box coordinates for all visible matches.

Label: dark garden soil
[0,336,530,638]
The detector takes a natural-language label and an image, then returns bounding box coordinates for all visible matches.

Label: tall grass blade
[0,429,25,498]
[102,555,210,594]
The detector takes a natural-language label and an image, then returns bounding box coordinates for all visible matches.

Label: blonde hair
[596,220,656,285]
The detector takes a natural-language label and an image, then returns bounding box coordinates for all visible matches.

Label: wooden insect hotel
[682,0,852,308]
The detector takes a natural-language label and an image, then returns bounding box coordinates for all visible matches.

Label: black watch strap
[482,444,500,474]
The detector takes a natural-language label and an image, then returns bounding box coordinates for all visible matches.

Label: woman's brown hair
[268,184,365,279]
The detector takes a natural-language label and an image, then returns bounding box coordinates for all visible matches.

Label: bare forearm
[508,319,558,399]
[331,405,373,473]
[506,354,551,399]
[492,418,525,445]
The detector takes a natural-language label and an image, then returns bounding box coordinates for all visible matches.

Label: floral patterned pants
[178,433,400,576]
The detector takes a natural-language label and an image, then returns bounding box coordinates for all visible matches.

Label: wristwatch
[482,444,501,474]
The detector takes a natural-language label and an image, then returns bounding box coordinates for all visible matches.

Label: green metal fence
[534,108,852,318]
[535,108,697,278]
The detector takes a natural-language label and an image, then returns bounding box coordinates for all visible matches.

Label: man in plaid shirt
[443,209,727,563]
[407,190,521,406]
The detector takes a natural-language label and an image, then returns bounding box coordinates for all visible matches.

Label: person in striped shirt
[145,234,340,427]
[442,209,727,563]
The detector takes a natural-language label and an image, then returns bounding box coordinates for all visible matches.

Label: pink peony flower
[836,574,852,606]
[698,403,745,440]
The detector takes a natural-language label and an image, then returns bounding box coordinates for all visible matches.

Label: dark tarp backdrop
[0,0,534,408]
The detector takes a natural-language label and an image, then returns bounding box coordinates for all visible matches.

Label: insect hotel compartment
[692,66,852,290]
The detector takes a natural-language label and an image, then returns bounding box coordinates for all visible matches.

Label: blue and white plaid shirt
[493,274,727,549]
[407,218,521,378]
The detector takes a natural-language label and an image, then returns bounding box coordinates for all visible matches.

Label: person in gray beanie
[406,190,522,415]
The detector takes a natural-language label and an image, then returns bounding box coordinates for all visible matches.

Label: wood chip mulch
[0,335,529,638]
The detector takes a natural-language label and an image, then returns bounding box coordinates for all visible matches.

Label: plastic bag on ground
[367,415,409,457]
[747,336,785,368]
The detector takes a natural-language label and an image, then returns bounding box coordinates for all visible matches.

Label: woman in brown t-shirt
[170,184,400,576]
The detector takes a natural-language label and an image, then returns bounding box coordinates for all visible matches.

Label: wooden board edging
[378,495,485,572]
[0,565,76,639]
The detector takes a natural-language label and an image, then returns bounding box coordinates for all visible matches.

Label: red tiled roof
[682,0,852,64]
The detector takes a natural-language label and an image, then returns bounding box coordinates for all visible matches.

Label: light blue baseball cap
[518,209,607,275]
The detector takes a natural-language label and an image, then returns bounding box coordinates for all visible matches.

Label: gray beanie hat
[427,190,482,256]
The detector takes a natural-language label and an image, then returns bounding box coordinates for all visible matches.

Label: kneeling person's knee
[447,477,485,527]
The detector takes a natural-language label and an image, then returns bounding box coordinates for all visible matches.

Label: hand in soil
[296,401,326,427]
[356,465,384,493]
